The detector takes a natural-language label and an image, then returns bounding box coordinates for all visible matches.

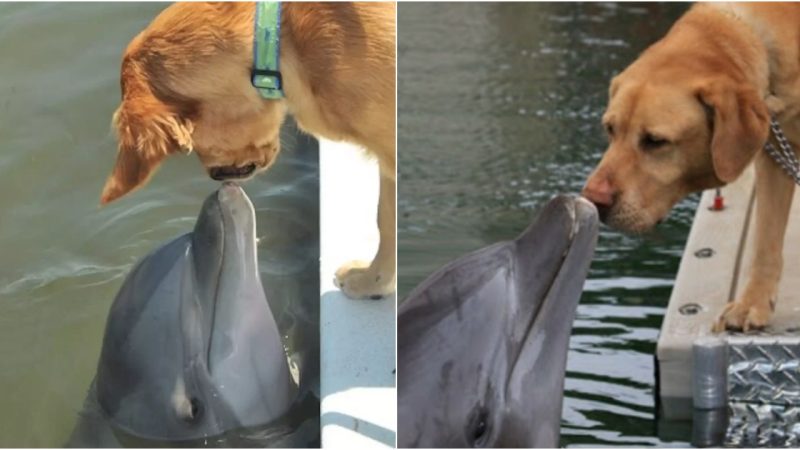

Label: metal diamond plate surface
[692,336,800,447]
[727,337,800,405]
[725,403,800,447]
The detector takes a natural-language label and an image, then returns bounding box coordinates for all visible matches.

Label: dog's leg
[335,169,396,299]
[714,151,795,332]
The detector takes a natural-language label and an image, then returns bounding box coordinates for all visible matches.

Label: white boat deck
[657,164,800,419]
[318,139,396,448]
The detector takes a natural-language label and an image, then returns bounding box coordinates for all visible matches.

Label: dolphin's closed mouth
[209,163,257,180]
[205,196,225,374]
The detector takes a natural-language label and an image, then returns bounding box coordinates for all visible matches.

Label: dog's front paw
[712,296,774,333]
[334,260,395,300]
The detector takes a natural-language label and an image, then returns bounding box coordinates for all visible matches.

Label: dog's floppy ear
[100,94,194,205]
[696,79,769,183]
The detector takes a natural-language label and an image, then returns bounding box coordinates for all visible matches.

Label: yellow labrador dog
[100,2,396,299]
[583,3,800,331]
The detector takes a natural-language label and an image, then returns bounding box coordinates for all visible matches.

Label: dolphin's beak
[510,196,598,344]
[192,183,294,426]
[191,182,259,370]
[502,196,598,447]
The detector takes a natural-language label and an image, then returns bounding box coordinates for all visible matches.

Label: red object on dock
[711,189,724,211]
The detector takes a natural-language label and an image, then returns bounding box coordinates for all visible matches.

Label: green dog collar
[252,2,284,99]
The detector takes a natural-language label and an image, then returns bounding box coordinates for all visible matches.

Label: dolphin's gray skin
[397,195,598,448]
[69,183,295,445]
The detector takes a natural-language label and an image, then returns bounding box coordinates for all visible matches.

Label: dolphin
[69,183,295,445]
[397,195,598,448]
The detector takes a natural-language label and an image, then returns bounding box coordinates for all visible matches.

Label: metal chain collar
[764,117,800,185]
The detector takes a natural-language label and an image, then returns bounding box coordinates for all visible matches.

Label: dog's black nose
[209,164,257,181]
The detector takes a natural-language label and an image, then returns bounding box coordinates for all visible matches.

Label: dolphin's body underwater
[397,195,598,448]
[69,183,295,446]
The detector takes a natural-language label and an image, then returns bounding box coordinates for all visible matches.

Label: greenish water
[398,2,695,446]
[0,3,319,447]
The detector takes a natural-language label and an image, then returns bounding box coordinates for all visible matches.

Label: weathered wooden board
[657,166,755,420]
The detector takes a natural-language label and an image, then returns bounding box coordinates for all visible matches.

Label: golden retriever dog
[583,3,800,331]
[100,2,396,299]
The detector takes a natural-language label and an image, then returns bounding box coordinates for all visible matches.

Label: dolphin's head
[398,195,598,448]
[95,183,294,441]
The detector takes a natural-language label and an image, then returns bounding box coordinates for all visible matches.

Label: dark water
[0,3,319,446]
[398,2,697,446]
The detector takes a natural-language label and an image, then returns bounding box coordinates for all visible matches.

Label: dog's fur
[583,2,800,331]
[101,2,396,299]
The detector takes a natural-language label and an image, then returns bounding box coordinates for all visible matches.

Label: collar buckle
[252,68,283,98]
[252,2,284,99]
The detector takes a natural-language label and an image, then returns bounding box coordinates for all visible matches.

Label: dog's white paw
[334,260,395,300]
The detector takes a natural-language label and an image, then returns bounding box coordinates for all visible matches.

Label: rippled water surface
[398,2,695,446]
[0,3,319,446]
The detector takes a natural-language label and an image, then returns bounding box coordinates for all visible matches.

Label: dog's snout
[582,175,616,222]
[582,177,614,206]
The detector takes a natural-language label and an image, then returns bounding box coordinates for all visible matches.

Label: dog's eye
[641,133,668,150]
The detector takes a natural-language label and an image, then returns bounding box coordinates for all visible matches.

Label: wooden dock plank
[656,166,755,419]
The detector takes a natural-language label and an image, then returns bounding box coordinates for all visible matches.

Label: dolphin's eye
[467,407,491,447]
[473,418,487,444]
[183,397,204,423]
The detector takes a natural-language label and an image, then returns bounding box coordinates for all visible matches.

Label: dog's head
[582,48,770,233]
[101,3,285,205]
